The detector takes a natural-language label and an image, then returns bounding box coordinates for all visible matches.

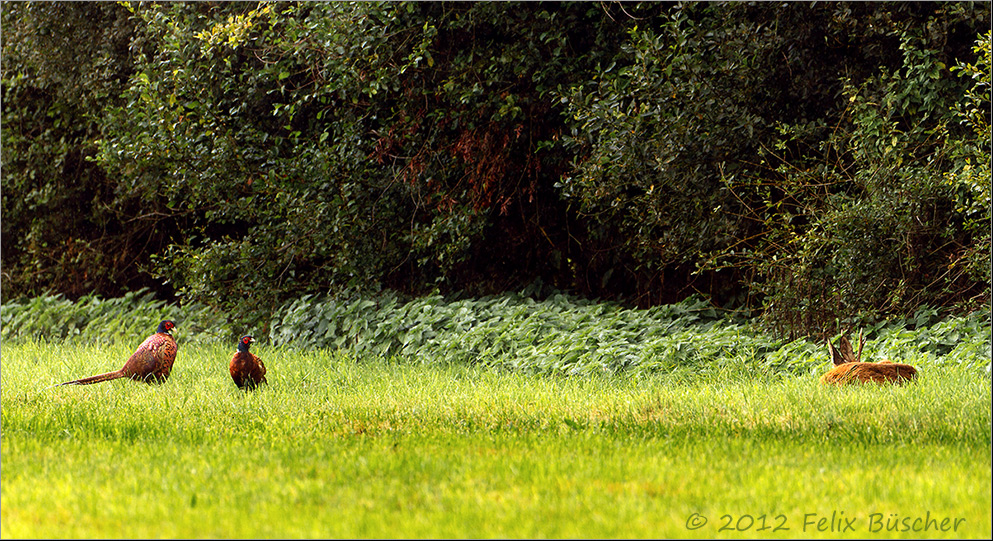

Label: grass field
[1,339,990,538]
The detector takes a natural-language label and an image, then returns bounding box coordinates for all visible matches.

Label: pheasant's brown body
[230,351,267,389]
[230,335,267,390]
[59,321,177,386]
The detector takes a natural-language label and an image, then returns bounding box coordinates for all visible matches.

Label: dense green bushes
[0,3,142,297]
[2,2,989,335]
[558,4,991,330]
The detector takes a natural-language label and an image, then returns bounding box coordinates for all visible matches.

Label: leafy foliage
[85,2,633,327]
[269,291,782,377]
[723,26,992,336]
[0,2,143,297]
[557,2,990,325]
[0,288,227,345]
[3,290,989,378]
[2,2,989,335]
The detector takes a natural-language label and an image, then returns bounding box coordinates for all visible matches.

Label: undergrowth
[2,290,990,378]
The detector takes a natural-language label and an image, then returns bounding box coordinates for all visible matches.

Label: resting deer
[820,330,918,385]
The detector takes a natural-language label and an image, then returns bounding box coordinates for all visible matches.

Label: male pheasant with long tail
[229,335,267,390]
[58,320,178,386]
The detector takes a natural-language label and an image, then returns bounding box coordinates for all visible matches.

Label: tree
[2,1,988,335]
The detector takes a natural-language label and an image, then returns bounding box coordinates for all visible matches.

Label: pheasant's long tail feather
[57,370,126,386]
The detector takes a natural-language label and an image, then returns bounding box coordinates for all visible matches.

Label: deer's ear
[838,336,859,363]
[827,339,847,366]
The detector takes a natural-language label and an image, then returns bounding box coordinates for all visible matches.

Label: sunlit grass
[2,340,990,538]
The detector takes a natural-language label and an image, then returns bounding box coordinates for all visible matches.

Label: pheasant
[230,335,267,390]
[58,320,178,386]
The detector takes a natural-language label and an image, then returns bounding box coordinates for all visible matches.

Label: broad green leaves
[3,291,990,378]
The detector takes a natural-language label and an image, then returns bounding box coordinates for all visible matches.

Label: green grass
[2,339,990,538]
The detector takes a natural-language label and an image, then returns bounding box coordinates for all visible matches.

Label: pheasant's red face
[164,321,175,331]
[242,336,254,344]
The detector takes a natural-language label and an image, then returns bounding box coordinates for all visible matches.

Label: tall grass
[2,292,989,537]
[2,340,989,538]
